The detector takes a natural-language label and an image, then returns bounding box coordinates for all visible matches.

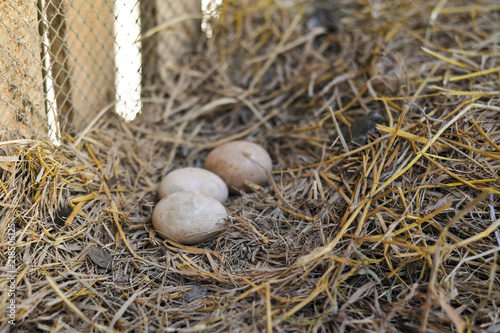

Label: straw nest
[1,0,500,332]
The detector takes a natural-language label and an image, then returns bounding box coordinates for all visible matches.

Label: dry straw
[1,0,499,332]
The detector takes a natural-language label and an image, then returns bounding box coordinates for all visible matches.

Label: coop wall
[60,0,116,133]
[155,0,202,83]
[0,1,46,138]
[0,0,202,140]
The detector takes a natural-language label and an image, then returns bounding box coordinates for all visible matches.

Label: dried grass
[1,0,500,332]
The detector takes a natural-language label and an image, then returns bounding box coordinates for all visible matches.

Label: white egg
[158,167,228,203]
[152,191,227,245]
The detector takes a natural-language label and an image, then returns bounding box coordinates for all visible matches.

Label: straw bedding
[1,0,499,332]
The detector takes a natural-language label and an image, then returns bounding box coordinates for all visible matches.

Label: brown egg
[152,191,227,245]
[158,167,228,203]
[203,141,272,193]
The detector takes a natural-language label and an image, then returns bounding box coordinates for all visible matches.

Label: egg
[203,141,272,193]
[158,167,228,203]
[152,191,227,244]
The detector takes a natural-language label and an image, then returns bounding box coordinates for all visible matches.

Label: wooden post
[0,0,46,138]
[63,0,115,133]
[44,0,115,136]
[155,0,202,82]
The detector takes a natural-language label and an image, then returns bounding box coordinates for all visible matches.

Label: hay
[2,0,500,332]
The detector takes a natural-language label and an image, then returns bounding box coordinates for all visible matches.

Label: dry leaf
[87,246,113,269]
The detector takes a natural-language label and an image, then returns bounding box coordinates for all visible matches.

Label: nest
[1,0,500,332]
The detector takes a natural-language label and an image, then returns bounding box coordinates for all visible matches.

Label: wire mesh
[0,0,202,141]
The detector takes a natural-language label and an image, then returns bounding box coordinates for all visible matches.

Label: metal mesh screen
[0,0,202,141]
